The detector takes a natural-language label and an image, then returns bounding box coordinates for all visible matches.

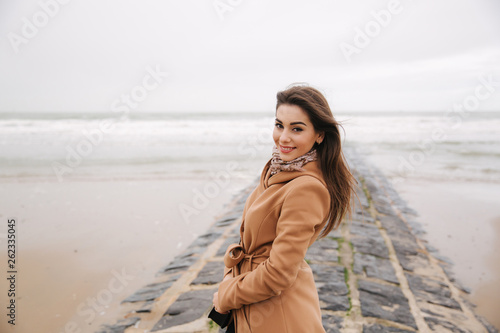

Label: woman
[212,84,357,332]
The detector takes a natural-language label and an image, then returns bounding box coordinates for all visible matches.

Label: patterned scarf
[269,145,318,176]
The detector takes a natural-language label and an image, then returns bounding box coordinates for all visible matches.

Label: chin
[280,154,296,161]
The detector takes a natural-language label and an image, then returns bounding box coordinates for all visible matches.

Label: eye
[275,123,283,129]
[292,127,303,132]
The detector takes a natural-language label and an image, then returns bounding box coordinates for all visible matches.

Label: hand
[212,291,229,314]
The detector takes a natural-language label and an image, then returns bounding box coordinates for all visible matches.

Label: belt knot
[223,243,245,268]
[223,243,268,269]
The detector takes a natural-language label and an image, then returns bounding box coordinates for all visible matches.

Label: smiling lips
[279,145,296,153]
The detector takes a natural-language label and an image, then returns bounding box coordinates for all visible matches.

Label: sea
[1,111,499,184]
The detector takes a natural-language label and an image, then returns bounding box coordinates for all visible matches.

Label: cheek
[272,128,280,142]
[298,132,316,147]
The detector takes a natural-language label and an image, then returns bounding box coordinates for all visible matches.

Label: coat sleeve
[217,178,330,312]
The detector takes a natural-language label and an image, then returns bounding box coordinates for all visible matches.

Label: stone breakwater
[97,148,498,333]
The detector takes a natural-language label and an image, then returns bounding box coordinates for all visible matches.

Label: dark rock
[349,222,387,259]
[379,216,425,259]
[379,215,412,238]
[310,264,345,285]
[154,308,204,331]
[432,252,454,266]
[135,300,155,313]
[363,177,379,195]
[439,262,471,294]
[424,316,471,333]
[421,307,445,318]
[391,234,421,257]
[319,292,350,312]
[172,246,205,260]
[314,236,339,250]
[406,218,425,236]
[216,236,241,257]
[122,274,181,303]
[236,190,252,205]
[401,205,419,217]
[350,231,389,259]
[152,288,216,331]
[307,237,339,262]
[157,256,198,275]
[190,232,222,248]
[358,279,417,329]
[355,187,370,209]
[475,314,500,333]
[306,245,338,263]
[328,228,343,239]
[214,212,240,227]
[396,252,431,273]
[353,253,399,284]
[232,201,246,211]
[353,213,375,224]
[322,313,344,333]
[318,275,350,311]
[363,323,414,333]
[371,192,395,215]
[405,273,450,297]
[349,221,381,238]
[310,265,350,311]
[405,273,461,310]
[96,317,140,333]
[191,261,225,285]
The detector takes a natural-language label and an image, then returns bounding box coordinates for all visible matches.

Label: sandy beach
[0,176,255,333]
[393,179,500,329]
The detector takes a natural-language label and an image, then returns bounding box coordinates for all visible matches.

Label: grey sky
[1,0,499,112]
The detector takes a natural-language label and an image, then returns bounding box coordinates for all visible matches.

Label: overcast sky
[1,0,499,113]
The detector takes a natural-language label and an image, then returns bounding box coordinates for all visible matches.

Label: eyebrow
[275,118,307,126]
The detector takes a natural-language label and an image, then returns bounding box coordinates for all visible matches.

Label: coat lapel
[262,159,326,188]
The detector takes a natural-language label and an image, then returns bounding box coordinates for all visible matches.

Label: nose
[279,130,292,143]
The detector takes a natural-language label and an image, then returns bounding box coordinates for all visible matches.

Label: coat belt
[223,243,268,271]
[223,243,270,332]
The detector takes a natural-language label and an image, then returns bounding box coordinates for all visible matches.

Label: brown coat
[218,159,330,332]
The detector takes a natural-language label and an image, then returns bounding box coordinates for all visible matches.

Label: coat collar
[260,159,326,189]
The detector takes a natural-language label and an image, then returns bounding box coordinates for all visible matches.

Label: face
[273,104,324,161]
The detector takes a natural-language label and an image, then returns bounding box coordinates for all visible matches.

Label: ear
[316,131,325,144]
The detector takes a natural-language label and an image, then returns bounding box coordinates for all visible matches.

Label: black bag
[208,307,234,331]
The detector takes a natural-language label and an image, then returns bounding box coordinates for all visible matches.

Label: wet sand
[0,177,251,333]
[472,218,500,329]
[393,180,500,329]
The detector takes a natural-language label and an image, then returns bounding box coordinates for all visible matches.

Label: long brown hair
[276,84,357,238]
